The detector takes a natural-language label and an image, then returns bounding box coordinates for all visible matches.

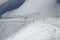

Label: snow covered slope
[7,21,60,40]
[0,15,60,40]
[1,0,57,18]
[0,0,60,40]
[0,11,60,40]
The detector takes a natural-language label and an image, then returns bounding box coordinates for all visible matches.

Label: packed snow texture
[0,0,60,40]
[7,21,60,40]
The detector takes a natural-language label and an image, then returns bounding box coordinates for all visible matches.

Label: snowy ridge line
[0,12,40,21]
[1,12,40,19]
